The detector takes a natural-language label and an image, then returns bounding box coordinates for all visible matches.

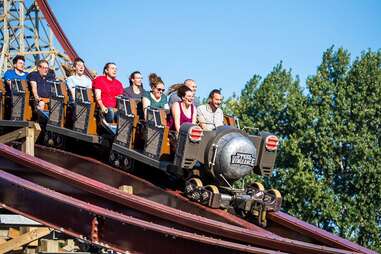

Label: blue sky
[48,0,381,99]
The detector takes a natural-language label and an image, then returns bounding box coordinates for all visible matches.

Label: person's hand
[101,106,108,114]
[37,100,45,110]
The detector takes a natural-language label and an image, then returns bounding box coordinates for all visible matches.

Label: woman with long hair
[170,85,197,133]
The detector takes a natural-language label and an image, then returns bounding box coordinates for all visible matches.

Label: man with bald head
[168,79,197,107]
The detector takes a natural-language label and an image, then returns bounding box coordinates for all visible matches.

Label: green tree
[226,48,381,251]
[305,48,381,249]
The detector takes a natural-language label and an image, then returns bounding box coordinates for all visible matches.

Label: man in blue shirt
[3,55,28,93]
[27,59,55,110]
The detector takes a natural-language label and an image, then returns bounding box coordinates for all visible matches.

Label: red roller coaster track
[35,0,93,78]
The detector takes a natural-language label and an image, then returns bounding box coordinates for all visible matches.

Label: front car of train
[174,123,281,227]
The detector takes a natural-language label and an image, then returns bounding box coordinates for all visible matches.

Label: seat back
[73,87,97,135]
[9,80,32,121]
[224,115,238,127]
[115,97,139,148]
[48,81,68,127]
[144,108,170,160]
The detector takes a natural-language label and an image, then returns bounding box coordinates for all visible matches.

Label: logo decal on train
[231,153,255,167]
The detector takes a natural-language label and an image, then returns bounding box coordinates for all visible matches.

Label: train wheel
[187,177,203,187]
[247,182,265,200]
[109,151,119,167]
[54,134,65,149]
[205,185,219,194]
[265,189,282,211]
[44,131,54,146]
[184,178,203,202]
[249,182,265,191]
[203,184,219,202]
[121,156,134,171]
[203,185,220,208]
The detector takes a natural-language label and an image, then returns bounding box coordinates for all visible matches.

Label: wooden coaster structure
[0,227,51,253]
[0,122,40,156]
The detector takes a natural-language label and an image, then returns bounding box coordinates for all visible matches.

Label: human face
[185,80,197,95]
[37,62,49,77]
[105,64,117,79]
[132,73,142,86]
[153,83,165,99]
[183,90,194,106]
[211,93,222,109]
[14,59,25,72]
[75,61,85,76]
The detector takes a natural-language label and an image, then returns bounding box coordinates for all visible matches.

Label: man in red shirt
[92,62,124,123]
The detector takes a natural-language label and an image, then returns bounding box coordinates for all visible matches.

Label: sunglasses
[156,88,165,92]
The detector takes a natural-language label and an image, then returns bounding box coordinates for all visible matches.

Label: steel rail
[0,144,361,254]
[267,212,377,254]
[34,145,267,232]
[0,170,283,254]
[35,0,93,78]
[34,145,374,254]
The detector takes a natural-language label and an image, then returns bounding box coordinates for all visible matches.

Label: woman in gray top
[124,71,145,100]
[123,71,145,119]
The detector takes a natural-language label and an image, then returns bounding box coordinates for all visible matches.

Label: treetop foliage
[226,47,381,251]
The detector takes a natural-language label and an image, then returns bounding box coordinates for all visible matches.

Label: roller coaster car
[0,80,34,129]
[115,97,140,149]
[174,123,281,226]
[143,107,171,160]
[110,104,171,170]
[46,86,99,145]
[0,79,281,227]
[47,81,68,128]
[111,104,281,226]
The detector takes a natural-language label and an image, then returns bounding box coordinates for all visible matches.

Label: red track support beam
[0,170,280,254]
[0,144,365,254]
[35,0,93,78]
[267,212,377,254]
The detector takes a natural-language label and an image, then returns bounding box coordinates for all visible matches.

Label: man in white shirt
[197,89,224,131]
[66,57,92,101]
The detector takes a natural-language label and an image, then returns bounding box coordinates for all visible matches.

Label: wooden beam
[21,124,41,156]
[7,228,20,239]
[0,227,51,254]
[0,128,27,144]
[0,123,41,156]
[33,123,41,143]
